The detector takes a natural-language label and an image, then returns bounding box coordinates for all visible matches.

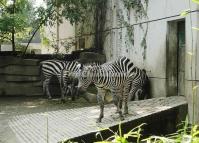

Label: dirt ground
[0,96,97,143]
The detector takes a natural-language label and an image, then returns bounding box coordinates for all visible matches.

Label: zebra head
[77,64,93,92]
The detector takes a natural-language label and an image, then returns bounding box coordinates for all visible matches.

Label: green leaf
[193,85,199,91]
[180,9,191,16]
[192,27,199,31]
[193,131,199,137]
[94,141,112,143]
[187,52,193,56]
[192,0,199,4]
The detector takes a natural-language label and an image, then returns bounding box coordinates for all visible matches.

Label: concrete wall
[0,56,64,97]
[0,56,43,96]
[43,20,76,54]
[103,0,199,123]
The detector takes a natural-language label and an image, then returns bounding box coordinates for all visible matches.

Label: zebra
[77,56,139,122]
[63,72,79,101]
[128,69,150,101]
[40,60,80,100]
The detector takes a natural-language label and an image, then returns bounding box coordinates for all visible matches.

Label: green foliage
[180,9,191,17]
[94,123,145,143]
[122,0,148,21]
[45,0,90,26]
[192,0,199,4]
[117,10,134,45]
[62,121,199,143]
[143,121,199,143]
[0,0,36,48]
[1,0,95,53]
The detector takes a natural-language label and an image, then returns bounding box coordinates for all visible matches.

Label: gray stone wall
[0,56,43,96]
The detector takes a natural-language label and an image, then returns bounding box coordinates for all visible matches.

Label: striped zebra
[77,57,140,122]
[40,60,80,100]
[64,73,79,101]
[128,69,150,101]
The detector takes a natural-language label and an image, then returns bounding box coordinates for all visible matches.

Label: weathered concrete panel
[1,75,41,82]
[0,85,43,96]
[0,65,40,76]
[0,57,44,96]
[0,81,42,88]
[0,56,40,67]
[78,52,106,64]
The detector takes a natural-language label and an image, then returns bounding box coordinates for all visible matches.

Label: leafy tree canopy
[0,0,99,53]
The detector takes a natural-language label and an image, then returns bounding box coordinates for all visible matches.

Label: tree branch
[0,1,6,8]
[22,5,54,57]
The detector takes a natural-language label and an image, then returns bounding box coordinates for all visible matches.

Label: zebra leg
[113,94,119,113]
[63,85,70,100]
[128,86,137,101]
[123,84,131,115]
[58,77,66,102]
[96,89,106,123]
[42,80,46,96]
[123,95,128,115]
[43,79,52,99]
[60,85,66,102]
[137,89,144,100]
[112,90,124,121]
[113,95,122,113]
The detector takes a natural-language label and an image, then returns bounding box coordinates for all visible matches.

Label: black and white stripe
[128,69,150,101]
[78,56,139,122]
[40,60,79,100]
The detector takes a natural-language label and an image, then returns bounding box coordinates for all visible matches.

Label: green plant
[143,119,199,143]
[122,0,148,21]
[95,123,146,143]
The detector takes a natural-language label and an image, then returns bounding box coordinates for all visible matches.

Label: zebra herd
[40,56,149,122]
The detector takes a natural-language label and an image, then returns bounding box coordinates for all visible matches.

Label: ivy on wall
[119,0,149,59]
[76,0,149,59]
[122,0,148,21]
[117,9,135,45]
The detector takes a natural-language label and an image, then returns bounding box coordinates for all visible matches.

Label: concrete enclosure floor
[0,96,96,143]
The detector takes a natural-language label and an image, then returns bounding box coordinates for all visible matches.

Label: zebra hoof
[115,110,120,114]
[48,97,52,100]
[123,111,128,115]
[120,116,125,121]
[96,118,102,123]
[60,99,66,103]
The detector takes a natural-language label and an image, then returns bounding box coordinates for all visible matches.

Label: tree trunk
[94,0,107,53]
[11,29,15,52]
